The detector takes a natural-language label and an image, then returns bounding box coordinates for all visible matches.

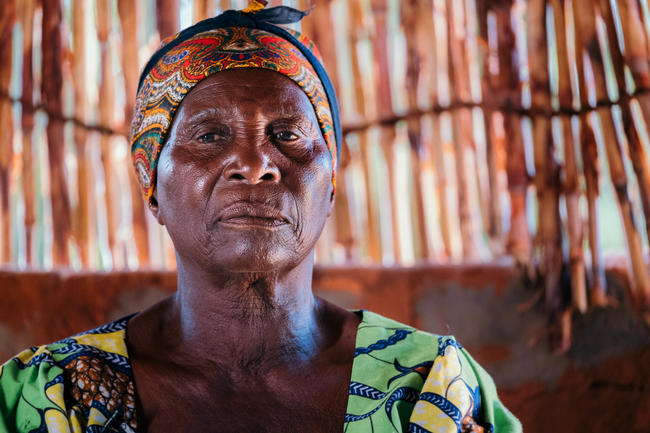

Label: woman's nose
[223,145,281,184]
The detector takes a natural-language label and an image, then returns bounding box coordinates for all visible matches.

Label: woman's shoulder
[347,310,522,433]
[0,315,137,433]
[355,309,457,356]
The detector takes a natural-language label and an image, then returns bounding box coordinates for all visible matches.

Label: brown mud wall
[1,265,648,433]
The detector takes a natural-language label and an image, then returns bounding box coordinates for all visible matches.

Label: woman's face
[152,68,334,273]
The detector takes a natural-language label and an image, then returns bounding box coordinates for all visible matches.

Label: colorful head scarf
[130,5,341,204]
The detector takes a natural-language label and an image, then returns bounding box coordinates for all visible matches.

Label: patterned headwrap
[130,4,341,204]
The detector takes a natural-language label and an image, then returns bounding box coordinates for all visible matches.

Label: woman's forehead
[178,69,315,118]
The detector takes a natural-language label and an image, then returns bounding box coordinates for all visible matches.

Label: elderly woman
[0,3,520,433]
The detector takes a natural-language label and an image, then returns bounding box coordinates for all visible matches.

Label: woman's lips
[217,203,290,229]
[221,215,288,228]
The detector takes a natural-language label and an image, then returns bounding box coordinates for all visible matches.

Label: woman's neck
[164,253,327,373]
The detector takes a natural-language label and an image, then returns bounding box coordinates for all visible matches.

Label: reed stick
[429,113,452,259]
[370,0,394,118]
[446,0,480,259]
[401,0,432,111]
[97,0,117,262]
[446,0,470,104]
[347,0,382,261]
[379,125,400,262]
[562,115,587,312]
[533,115,564,321]
[490,2,519,108]
[72,0,90,265]
[194,0,214,22]
[616,0,650,90]
[42,0,71,265]
[347,0,368,121]
[118,0,151,265]
[358,130,382,262]
[20,0,36,264]
[402,1,429,261]
[579,115,608,305]
[333,139,354,261]
[620,102,650,261]
[572,0,609,104]
[451,108,477,259]
[0,0,15,263]
[527,0,551,110]
[549,0,574,109]
[597,107,650,305]
[157,0,180,40]
[596,0,627,97]
[505,113,531,266]
[407,116,430,261]
[475,3,500,240]
[302,0,339,100]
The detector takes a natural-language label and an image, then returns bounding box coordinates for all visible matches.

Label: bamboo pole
[476,2,501,241]
[430,113,452,259]
[42,0,71,266]
[491,1,531,264]
[446,0,470,104]
[0,0,15,263]
[72,0,91,266]
[571,0,610,305]
[301,0,339,100]
[597,107,650,305]
[20,0,36,265]
[424,0,438,106]
[579,115,607,305]
[407,117,430,261]
[97,0,118,263]
[402,0,429,261]
[572,0,609,104]
[333,138,354,260]
[419,113,446,260]
[528,0,551,110]
[370,0,394,119]
[379,125,400,262]
[562,115,587,312]
[490,2,519,108]
[156,0,180,40]
[550,2,589,312]
[451,108,475,259]
[401,0,430,111]
[596,0,627,97]
[194,0,214,22]
[348,0,382,262]
[118,0,151,265]
[505,114,531,266]
[347,0,367,122]
[532,116,564,317]
[616,0,650,90]
[529,0,569,326]
[446,0,478,259]
[548,0,574,109]
[620,102,650,263]
[357,130,382,262]
[218,0,230,13]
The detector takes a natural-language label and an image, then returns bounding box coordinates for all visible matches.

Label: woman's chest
[135,367,351,432]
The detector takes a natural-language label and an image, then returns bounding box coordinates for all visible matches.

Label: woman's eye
[273,131,299,142]
[198,133,220,143]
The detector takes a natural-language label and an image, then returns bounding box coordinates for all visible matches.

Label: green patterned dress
[0,311,521,432]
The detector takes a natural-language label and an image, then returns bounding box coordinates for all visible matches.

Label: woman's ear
[147,194,165,226]
[327,190,335,217]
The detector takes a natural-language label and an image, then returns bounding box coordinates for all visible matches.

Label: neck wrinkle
[168,250,323,371]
